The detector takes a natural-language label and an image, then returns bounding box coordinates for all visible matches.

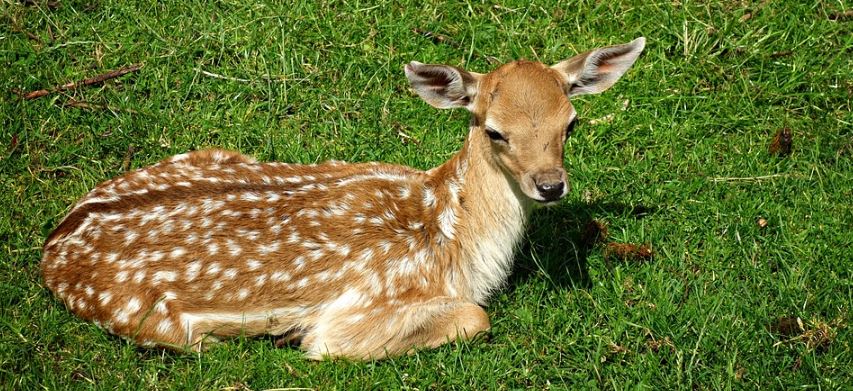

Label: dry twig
[19,63,143,100]
[710,174,789,182]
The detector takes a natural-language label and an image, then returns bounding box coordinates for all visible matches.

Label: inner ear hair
[553,37,645,97]
[405,62,481,109]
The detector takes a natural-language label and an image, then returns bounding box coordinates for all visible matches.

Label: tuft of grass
[2,0,851,389]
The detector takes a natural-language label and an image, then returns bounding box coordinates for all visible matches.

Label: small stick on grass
[196,69,252,83]
[121,145,136,172]
[195,68,307,83]
[828,9,853,21]
[412,28,456,46]
[709,173,790,182]
[19,63,143,100]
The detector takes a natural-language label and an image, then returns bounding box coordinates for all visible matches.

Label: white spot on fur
[148,250,165,262]
[170,247,186,259]
[156,319,173,334]
[271,271,291,282]
[123,230,139,245]
[366,272,383,295]
[422,187,436,208]
[378,241,392,254]
[237,288,250,300]
[152,271,177,284]
[126,297,142,314]
[398,186,411,199]
[226,239,242,256]
[296,278,309,288]
[186,261,202,281]
[287,231,301,244]
[293,256,306,271]
[336,244,351,257]
[206,262,221,275]
[98,291,112,305]
[133,270,146,284]
[207,242,219,255]
[247,259,262,271]
[438,207,457,240]
[258,241,280,255]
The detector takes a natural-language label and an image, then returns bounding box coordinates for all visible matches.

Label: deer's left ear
[552,37,645,97]
[405,62,482,110]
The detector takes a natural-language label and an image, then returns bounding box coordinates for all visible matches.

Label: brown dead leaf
[769,128,793,156]
[791,356,803,371]
[770,50,792,59]
[770,316,843,351]
[828,9,853,21]
[801,320,836,350]
[768,316,803,337]
[604,243,654,262]
[735,365,746,380]
[8,134,18,153]
[608,342,629,354]
[646,336,674,353]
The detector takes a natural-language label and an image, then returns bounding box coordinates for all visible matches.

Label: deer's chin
[518,187,562,206]
[533,198,562,207]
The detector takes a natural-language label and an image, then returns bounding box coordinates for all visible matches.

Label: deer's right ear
[405,62,482,110]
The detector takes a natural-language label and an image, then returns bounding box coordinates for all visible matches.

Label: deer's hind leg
[95,295,220,352]
[301,297,490,360]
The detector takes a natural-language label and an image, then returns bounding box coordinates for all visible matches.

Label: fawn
[41,37,645,359]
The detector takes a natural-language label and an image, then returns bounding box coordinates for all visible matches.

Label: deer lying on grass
[41,37,645,359]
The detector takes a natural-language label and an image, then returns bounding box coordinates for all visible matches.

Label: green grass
[2,0,852,389]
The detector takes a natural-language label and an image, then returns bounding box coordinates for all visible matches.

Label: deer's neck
[427,128,533,305]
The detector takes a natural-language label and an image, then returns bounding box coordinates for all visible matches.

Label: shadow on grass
[507,200,656,292]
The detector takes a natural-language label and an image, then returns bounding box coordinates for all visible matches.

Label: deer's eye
[564,118,578,140]
[485,128,508,143]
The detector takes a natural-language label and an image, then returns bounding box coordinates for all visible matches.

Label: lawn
[1,0,851,389]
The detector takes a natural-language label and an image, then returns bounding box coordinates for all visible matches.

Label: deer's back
[40,149,446,341]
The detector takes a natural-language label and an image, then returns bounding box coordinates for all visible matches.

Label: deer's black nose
[536,181,564,201]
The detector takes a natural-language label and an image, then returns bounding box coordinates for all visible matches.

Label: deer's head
[406,37,645,204]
